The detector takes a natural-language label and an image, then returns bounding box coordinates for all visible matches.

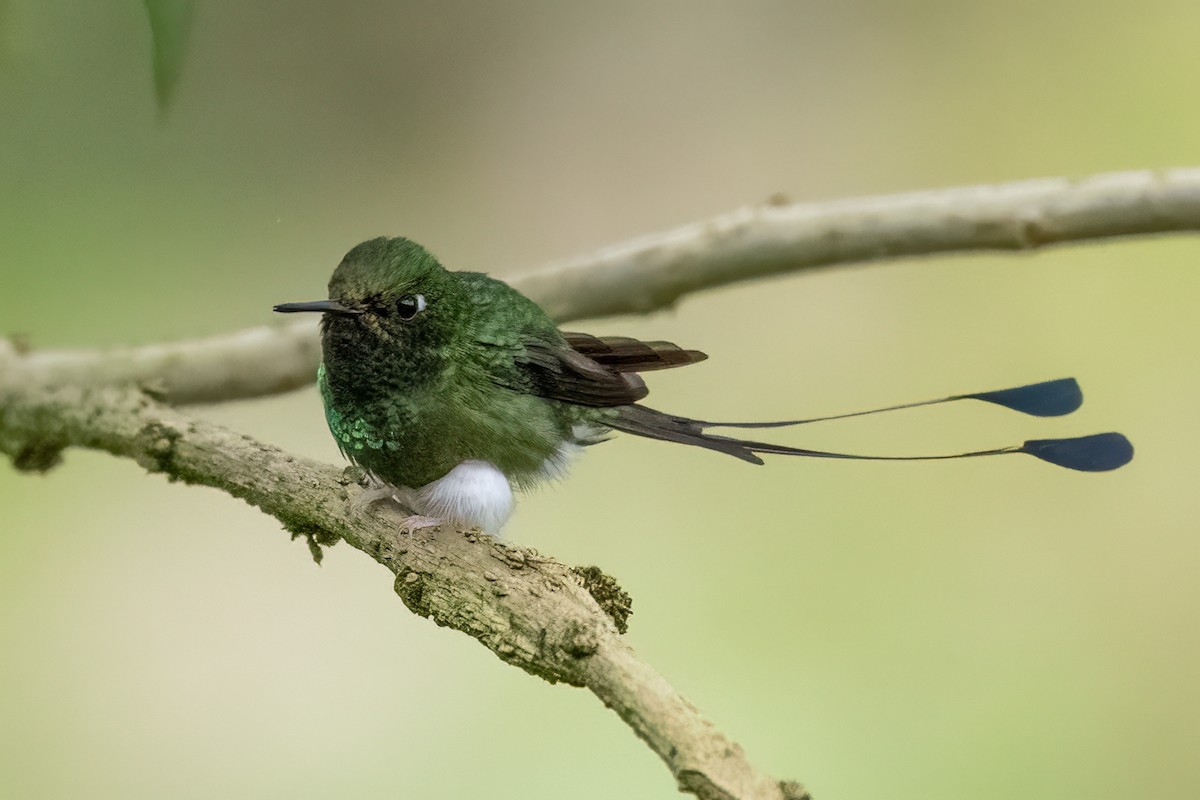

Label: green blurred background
[2,2,1197,798]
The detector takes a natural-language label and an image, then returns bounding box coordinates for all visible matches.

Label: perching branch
[6,167,1198,405]
[0,383,807,800]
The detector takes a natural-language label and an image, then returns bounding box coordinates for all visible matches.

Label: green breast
[318,362,577,489]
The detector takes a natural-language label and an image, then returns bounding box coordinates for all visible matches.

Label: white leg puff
[396,460,515,535]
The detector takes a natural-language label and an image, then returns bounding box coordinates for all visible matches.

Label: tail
[607,378,1133,473]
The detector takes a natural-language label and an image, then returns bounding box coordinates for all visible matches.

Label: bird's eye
[396,294,426,320]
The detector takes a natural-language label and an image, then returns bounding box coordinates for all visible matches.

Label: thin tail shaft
[609,379,1133,473]
[701,378,1084,428]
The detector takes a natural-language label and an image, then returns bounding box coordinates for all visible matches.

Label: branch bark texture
[4,167,1197,405]
[0,384,806,800]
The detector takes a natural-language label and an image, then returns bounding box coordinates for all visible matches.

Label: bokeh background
[2,2,1198,798]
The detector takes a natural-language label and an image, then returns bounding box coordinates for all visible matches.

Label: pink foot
[398,515,443,537]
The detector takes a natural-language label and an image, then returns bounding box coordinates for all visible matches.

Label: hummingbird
[275,237,1133,534]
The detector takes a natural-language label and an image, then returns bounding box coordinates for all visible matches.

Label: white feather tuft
[397,460,515,534]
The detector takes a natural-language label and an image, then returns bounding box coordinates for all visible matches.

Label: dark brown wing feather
[562,332,707,373]
[519,333,814,464]
[516,332,707,408]
[518,341,649,407]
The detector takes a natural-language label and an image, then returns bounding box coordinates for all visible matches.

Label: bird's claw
[352,482,403,513]
[398,515,443,538]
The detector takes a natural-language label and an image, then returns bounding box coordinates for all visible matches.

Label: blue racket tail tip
[964,378,1083,417]
[1021,432,1134,472]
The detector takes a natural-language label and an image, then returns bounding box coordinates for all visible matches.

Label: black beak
[273,300,362,317]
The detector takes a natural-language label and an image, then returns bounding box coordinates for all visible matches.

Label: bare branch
[521,166,1200,320]
[0,323,321,405]
[0,383,808,800]
[6,167,1197,405]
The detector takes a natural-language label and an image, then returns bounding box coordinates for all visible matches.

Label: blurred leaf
[143,0,195,110]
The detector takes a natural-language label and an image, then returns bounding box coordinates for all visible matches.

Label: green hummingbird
[275,237,1133,534]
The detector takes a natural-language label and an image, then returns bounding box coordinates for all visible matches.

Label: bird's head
[275,236,462,355]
